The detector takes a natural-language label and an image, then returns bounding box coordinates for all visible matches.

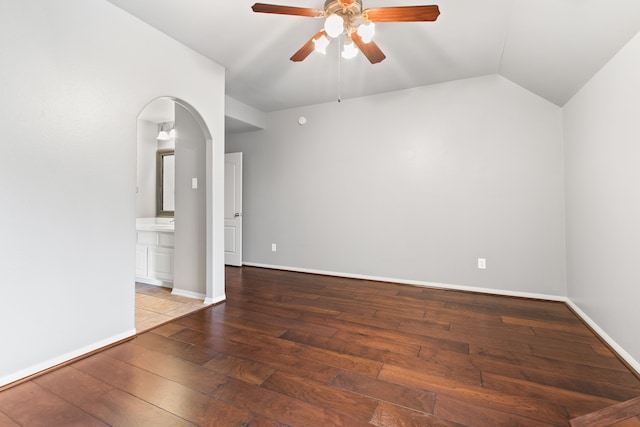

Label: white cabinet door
[148,246,174,281]
[157,232,174,248]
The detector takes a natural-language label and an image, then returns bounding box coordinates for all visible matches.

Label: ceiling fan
[251,0,440,64]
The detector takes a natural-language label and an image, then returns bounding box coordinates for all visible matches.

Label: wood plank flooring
[1,266,639,426]
[570,396,640,427]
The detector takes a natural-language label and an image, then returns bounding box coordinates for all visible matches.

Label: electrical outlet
[271,243,277,252]
[478,258,486,269]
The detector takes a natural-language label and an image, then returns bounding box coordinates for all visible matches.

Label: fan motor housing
[324,0,363,18]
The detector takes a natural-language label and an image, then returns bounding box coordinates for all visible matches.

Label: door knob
[234,212,243,217]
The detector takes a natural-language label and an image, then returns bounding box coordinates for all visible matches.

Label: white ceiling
[106,0,640,112]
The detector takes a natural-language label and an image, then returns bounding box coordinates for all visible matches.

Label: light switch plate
[191,178,198,189]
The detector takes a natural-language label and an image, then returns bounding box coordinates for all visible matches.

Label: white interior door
[224,152,243,266]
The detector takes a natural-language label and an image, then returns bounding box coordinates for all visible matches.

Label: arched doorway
[134,97,215,330]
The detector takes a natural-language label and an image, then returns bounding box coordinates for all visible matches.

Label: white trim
[565,300,640,376]
[135,278,172,288]
[0,329,136,388]
[171,287,206,301]
[204,294,226,305]
[244,262,640,376]
[242,262,566,301]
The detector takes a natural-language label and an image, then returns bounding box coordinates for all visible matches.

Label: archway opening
[134,97,215,331]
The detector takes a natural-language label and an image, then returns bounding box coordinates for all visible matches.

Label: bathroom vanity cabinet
[136,230,174,287]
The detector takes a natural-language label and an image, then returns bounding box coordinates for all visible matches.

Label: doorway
[224,152,243,266]
[135,97,212,331]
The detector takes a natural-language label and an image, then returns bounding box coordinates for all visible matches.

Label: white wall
[225,95,266,132]
[227,75,567,297]
[136,120,159,218]
[0,0,225,386]
[564,31,640,367]
[174,104,206,297]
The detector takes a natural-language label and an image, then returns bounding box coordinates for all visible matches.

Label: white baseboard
[135,277,173,287]
[0,329,136,388]
[243,262,639,376]
[171,287,206,301]
[143,283,223,305]
[565,300,640,375]
[204,294,226,305]
[242,262,566,301]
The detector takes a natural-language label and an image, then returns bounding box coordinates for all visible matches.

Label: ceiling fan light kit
[313,34,331,54]
[357,22,375,43]
[251,0,440,64]
[342,39,359,59]
[324,13,344,38]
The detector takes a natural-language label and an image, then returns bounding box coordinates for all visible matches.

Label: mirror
[156,149,175,217]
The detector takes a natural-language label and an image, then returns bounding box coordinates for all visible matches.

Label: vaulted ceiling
[106,0,640,112]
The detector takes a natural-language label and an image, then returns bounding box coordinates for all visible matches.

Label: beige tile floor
[135,283,212,332]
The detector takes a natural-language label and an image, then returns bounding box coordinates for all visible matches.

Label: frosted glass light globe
[357,22,375,43]
[342,41,358,59]
[313,34,330,54]
[324,14,344,38]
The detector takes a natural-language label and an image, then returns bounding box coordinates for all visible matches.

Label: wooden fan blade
[251,3,323,17]
[291,31,327,62]
[351,32,386,64]
[363,5,440,22]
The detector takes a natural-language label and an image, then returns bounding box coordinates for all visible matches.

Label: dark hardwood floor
[1,266,639,426]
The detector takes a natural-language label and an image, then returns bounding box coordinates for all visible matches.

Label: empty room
[1,0,640,425]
